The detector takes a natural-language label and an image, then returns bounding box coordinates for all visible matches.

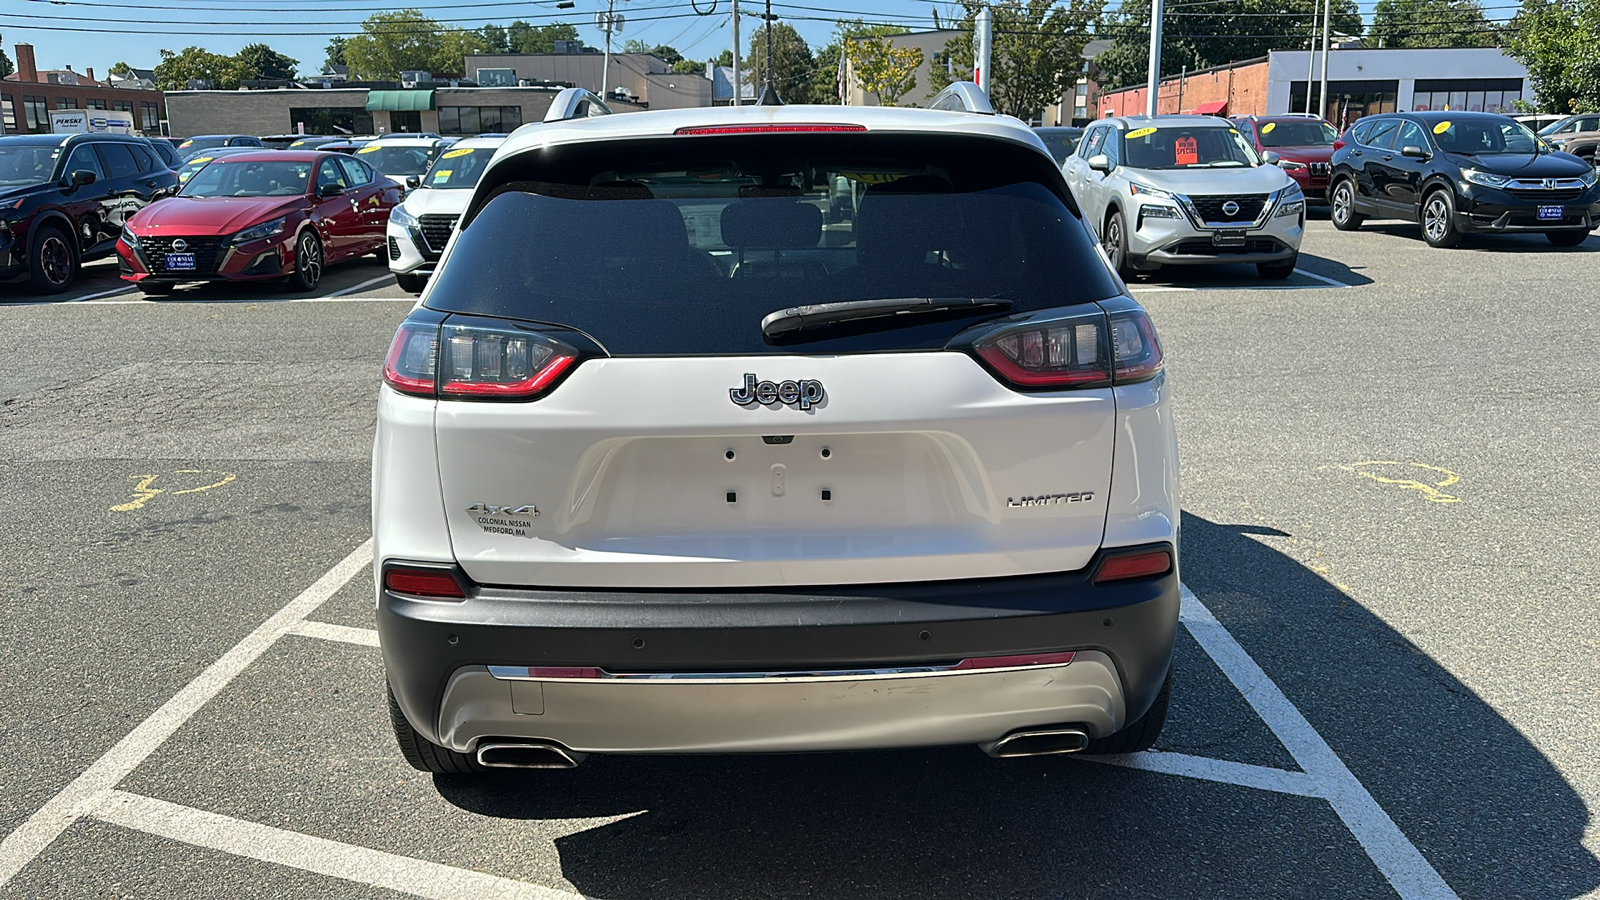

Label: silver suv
[1063,115,1305,279]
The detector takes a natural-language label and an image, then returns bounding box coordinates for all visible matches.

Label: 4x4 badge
[729,373,825,410]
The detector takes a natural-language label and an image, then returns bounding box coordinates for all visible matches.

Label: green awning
[366,90,434,112]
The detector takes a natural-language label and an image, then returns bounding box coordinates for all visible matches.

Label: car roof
[1379,111,1513,122]
[182,134,258,140]
[447,136,509,150]
[1096,114,1233,129]
[189,149,341,163]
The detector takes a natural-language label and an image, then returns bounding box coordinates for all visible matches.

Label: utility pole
[974,7,992,94]
[1145,0,1164,116]
[1305,0,1317,114]
[1319,0,1331,121]
[731,0,741,105]
[598,0,627,100]
[755,0,781,104]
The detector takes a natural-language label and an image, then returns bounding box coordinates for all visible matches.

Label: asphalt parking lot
[1,217,1598,899]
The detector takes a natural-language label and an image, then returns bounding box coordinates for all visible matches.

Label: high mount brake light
[384,567,467,599]
[383,319,579,401]
[673,124,868,135]
[1093,549,1172,584]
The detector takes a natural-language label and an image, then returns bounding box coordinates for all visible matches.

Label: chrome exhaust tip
[984,727,1091,758]
[475,741,586,769]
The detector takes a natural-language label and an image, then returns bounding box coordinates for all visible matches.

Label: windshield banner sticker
[1175,136,1199,165]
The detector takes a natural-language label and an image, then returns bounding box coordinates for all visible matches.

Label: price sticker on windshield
[432,169,452,182]
[1175,136,1199,165]
[441,148,475,159]
[1433,121,1452,135]
[1125,127,1157,140]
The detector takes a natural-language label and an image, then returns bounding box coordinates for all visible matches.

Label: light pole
[1319,0,1331,121]
[1145,0,1164,116]
[731,0,741,105]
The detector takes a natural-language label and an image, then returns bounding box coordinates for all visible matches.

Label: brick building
[1,44,165,135]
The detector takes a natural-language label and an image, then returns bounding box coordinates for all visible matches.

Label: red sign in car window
[1175,136,1198,166]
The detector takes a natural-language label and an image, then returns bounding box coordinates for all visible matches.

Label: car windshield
[175,156,218,184]
[1537,117,1576,136]
[178,137,230,154]
[1256,120,1338,147]
[423,147,495,189]
[425,133,1118,356]
[1432,119,1541,155]
[0,145,62,186]
[1036,130,1082,164]
[180,159,313,197]
[1123,126,1259,169]
[355,145,437,176]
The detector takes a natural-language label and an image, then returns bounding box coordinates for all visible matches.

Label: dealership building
[0,43,165,135]
[1099,47,1531,127]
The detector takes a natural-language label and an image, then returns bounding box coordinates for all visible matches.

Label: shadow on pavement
[1130,251,1373,289]
[430,511,1599,899]
[1361,221,1597,253]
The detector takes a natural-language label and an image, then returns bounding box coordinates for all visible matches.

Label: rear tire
[394,271,427,293]
[1103,209,1133,278]
[388,682,486,774]
[1257,252,1298,279]
[1421,188,1462,248]
[1546,230,1589,247]
[1083,669,1170,755]
[27,226,77,294]
[1329,179,1364,231]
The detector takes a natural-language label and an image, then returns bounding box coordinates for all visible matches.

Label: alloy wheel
[1424,196,1449,242]
[1103,217,1122,267]
[1333,185,1351,224]
[299,234,322,288]
[39,234,71,286]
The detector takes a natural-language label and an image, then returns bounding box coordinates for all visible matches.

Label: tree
[838,20,923,106]
[1370,0,1497,48]
[0,46,13,80]
[508,21,580,53]
[235,43,299,81]
[324,37,348,69]
[154,46,241,91]
[672,58,705,74]
[745,22,816,103]
[931,0,1104,119]
[1095,0,1362,89]
[811,41,842,104]
[109,61,135,78]
[343,10,486,79]
[712,49,734,68]
[1505,0,1600,113]
[478,24,512,54]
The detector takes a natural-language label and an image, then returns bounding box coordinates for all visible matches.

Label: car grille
[1504,186,1586,201]
[1187,194,1268,224]
[388,236,402,261]
[418,214,458,255]
[1307,162,1330,176]
[1171,238,1283,256]
[139,236,225,275]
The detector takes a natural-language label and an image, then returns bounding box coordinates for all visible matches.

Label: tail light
[384,317,579,401]
[384,566,467,599]
[1093,548,1172,584]
[1333,136,1346,151]
[972,308,1162,390]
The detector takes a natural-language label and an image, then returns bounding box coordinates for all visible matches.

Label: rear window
[425,133,1117,356]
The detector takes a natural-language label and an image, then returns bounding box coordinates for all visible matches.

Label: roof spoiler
[544,88,613,123]
[928,82,994,116]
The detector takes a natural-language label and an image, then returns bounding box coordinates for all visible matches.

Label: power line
[0,11,712,37]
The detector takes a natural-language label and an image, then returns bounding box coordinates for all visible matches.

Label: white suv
[374,86,1181,773]
[387,136,507,293]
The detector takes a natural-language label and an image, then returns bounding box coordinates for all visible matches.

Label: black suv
[0,133,179,293]
[1328,111,1599,247]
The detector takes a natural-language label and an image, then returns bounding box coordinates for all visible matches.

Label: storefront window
[1412,79,1522,114]
[141,102,160,131]
[438,105,523,135]
[1290,81,1397,128]
[288,106,374,136]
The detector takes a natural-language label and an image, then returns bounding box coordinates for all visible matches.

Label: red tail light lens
[384,567,467,599]
[1109,308,1163,383]
[1332,137,1345,151]
[974,317,1111,389]
[382,319,580,401]
[1093,549,1172,583]
[674,124,867,135]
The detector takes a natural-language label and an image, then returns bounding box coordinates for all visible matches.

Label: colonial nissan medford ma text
[373,86,1181,773]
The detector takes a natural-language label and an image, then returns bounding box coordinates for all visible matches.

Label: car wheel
[387,682,486,774]
[27,226,77,294]
[1103,209,1132,277]
[137,282,174,296]
[1421,189,1461,248]
[394,271,428,293]
[1329,179,1364,231]
[1257,252,1298,279]
[1083,668,1171,755]
[283,230,323,293]
[1546,230,1589,247]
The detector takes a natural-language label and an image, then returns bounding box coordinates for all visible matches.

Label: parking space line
[67,284,139,303]
[1179,587,1457,899]
[304,274,395,300]
[288,621,380,647]
[0,540,372,889]
[1085,751,1322,797]
[92,791,584,900]
[1293,268,1353,288]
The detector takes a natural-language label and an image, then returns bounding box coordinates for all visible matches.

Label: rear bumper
[379,547,1180,754]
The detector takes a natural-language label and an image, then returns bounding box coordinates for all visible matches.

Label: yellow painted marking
[1340,461,1462,503]
[1261,122,1276,134]
[111,470,237,511]
[440,147,475,159]
[1125,127,1157,139]
[1433,121,1452,135]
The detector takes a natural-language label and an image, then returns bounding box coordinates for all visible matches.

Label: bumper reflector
[1093,549,1173,584]
[384,568,466,599]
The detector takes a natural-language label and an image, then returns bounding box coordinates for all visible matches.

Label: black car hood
[1447,151,1591,177]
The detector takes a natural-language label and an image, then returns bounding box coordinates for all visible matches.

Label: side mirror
[1088,154,1112,173]
[318,184,345,198]
[68,169,97,188]
[405,175,421,189]
[1261,151,1281,166]
[1400,144,1430,159]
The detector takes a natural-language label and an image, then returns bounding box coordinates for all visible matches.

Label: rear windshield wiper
[761,297,1014,341]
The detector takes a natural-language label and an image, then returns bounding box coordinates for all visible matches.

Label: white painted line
[93,791,585,900]
[1126,285,1195,293]
[67,284,138,303]
[309,273,394,300]
[0,540,373,888]
[1179,586,1457,899]
[1084,751,1322,798]
[287,621,380,648]
[1293,268,1352,288]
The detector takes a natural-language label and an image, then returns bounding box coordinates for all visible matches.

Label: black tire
[1546,230,1589,247]
[1102,209,1133,278]
[1329,179,1364,231]
[282,229,324,293]
[388,682,486,774]
[1083,669,1171,755]
[27,226,77,294]
[137,282,174,296]
[394,271,428,293]
[1420,188,1461,248]
[1257,252,1298,279]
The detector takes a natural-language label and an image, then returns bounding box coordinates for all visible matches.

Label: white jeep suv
[374,86,1181,773]
[387,135,507,292]
[1063,115,1306,279]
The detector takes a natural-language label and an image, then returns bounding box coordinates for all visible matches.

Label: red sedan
[117,150,402,294]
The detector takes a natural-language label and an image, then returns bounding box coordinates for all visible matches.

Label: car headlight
[1461,168,1512,189]
[231,216,287,244]
[1129,182,1177,200]
[1278,160,1308,171]
[1580,168,1598,187]
[1140,204,1182,219]
[390,205,420,229]
[1273,186,1305,218]
[120,226,139,248]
